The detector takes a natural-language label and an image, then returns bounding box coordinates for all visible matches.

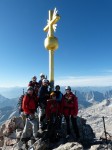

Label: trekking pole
[102,116,108,146]
[23,88,24,95]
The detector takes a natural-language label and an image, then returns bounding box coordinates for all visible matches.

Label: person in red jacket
[45,92,61,142]
[17,86,38,149]
[62,86,80,139]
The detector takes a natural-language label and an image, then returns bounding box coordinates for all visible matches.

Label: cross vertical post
[43,8,60,92]
[49,10,54,91]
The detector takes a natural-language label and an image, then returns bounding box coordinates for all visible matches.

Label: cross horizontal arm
[43,15,60,32]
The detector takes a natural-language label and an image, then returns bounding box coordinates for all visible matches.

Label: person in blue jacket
[54,85,63,129]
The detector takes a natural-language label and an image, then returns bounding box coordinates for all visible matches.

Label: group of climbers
[17,73,80,149]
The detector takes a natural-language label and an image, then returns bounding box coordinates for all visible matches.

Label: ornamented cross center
[43,8,60,37]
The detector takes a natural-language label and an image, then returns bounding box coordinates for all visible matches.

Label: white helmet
[42,79,48,83]
[65,86,71,90]
[40,73,45,77]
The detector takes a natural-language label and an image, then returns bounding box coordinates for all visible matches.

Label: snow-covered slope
[79,98,112,138]
[0,106,19,125]
[0,95,18,125]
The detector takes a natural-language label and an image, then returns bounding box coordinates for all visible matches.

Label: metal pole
[23,88,24,95]
[49,10,54,91]
[49,50,54,91]
[102,116,108,145]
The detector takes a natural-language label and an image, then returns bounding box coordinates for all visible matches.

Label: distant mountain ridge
[1,86,112,99]
[0,94,18,108]
[0,87,26,99]
[0,86,112,125]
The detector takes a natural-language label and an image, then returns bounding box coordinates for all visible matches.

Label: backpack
[17,94,24,113]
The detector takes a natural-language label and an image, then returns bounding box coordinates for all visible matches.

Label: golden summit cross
[43,8,60,91]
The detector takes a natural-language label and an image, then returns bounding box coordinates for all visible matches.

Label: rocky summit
[0,99,112,150]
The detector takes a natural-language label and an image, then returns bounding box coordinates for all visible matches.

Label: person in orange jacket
[45,92,61,142]
[62,86,80,139]
[46,92,61,120]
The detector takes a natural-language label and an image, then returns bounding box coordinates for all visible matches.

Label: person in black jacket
[38,79,50,130]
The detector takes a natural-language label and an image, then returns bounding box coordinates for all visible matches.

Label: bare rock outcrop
[0,115,96,150]
[53,142,83,150]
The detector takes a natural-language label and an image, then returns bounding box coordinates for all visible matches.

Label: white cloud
[1,75,112,88]
[55,75,112,87]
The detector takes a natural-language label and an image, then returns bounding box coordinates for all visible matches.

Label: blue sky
[0,0,112,87]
